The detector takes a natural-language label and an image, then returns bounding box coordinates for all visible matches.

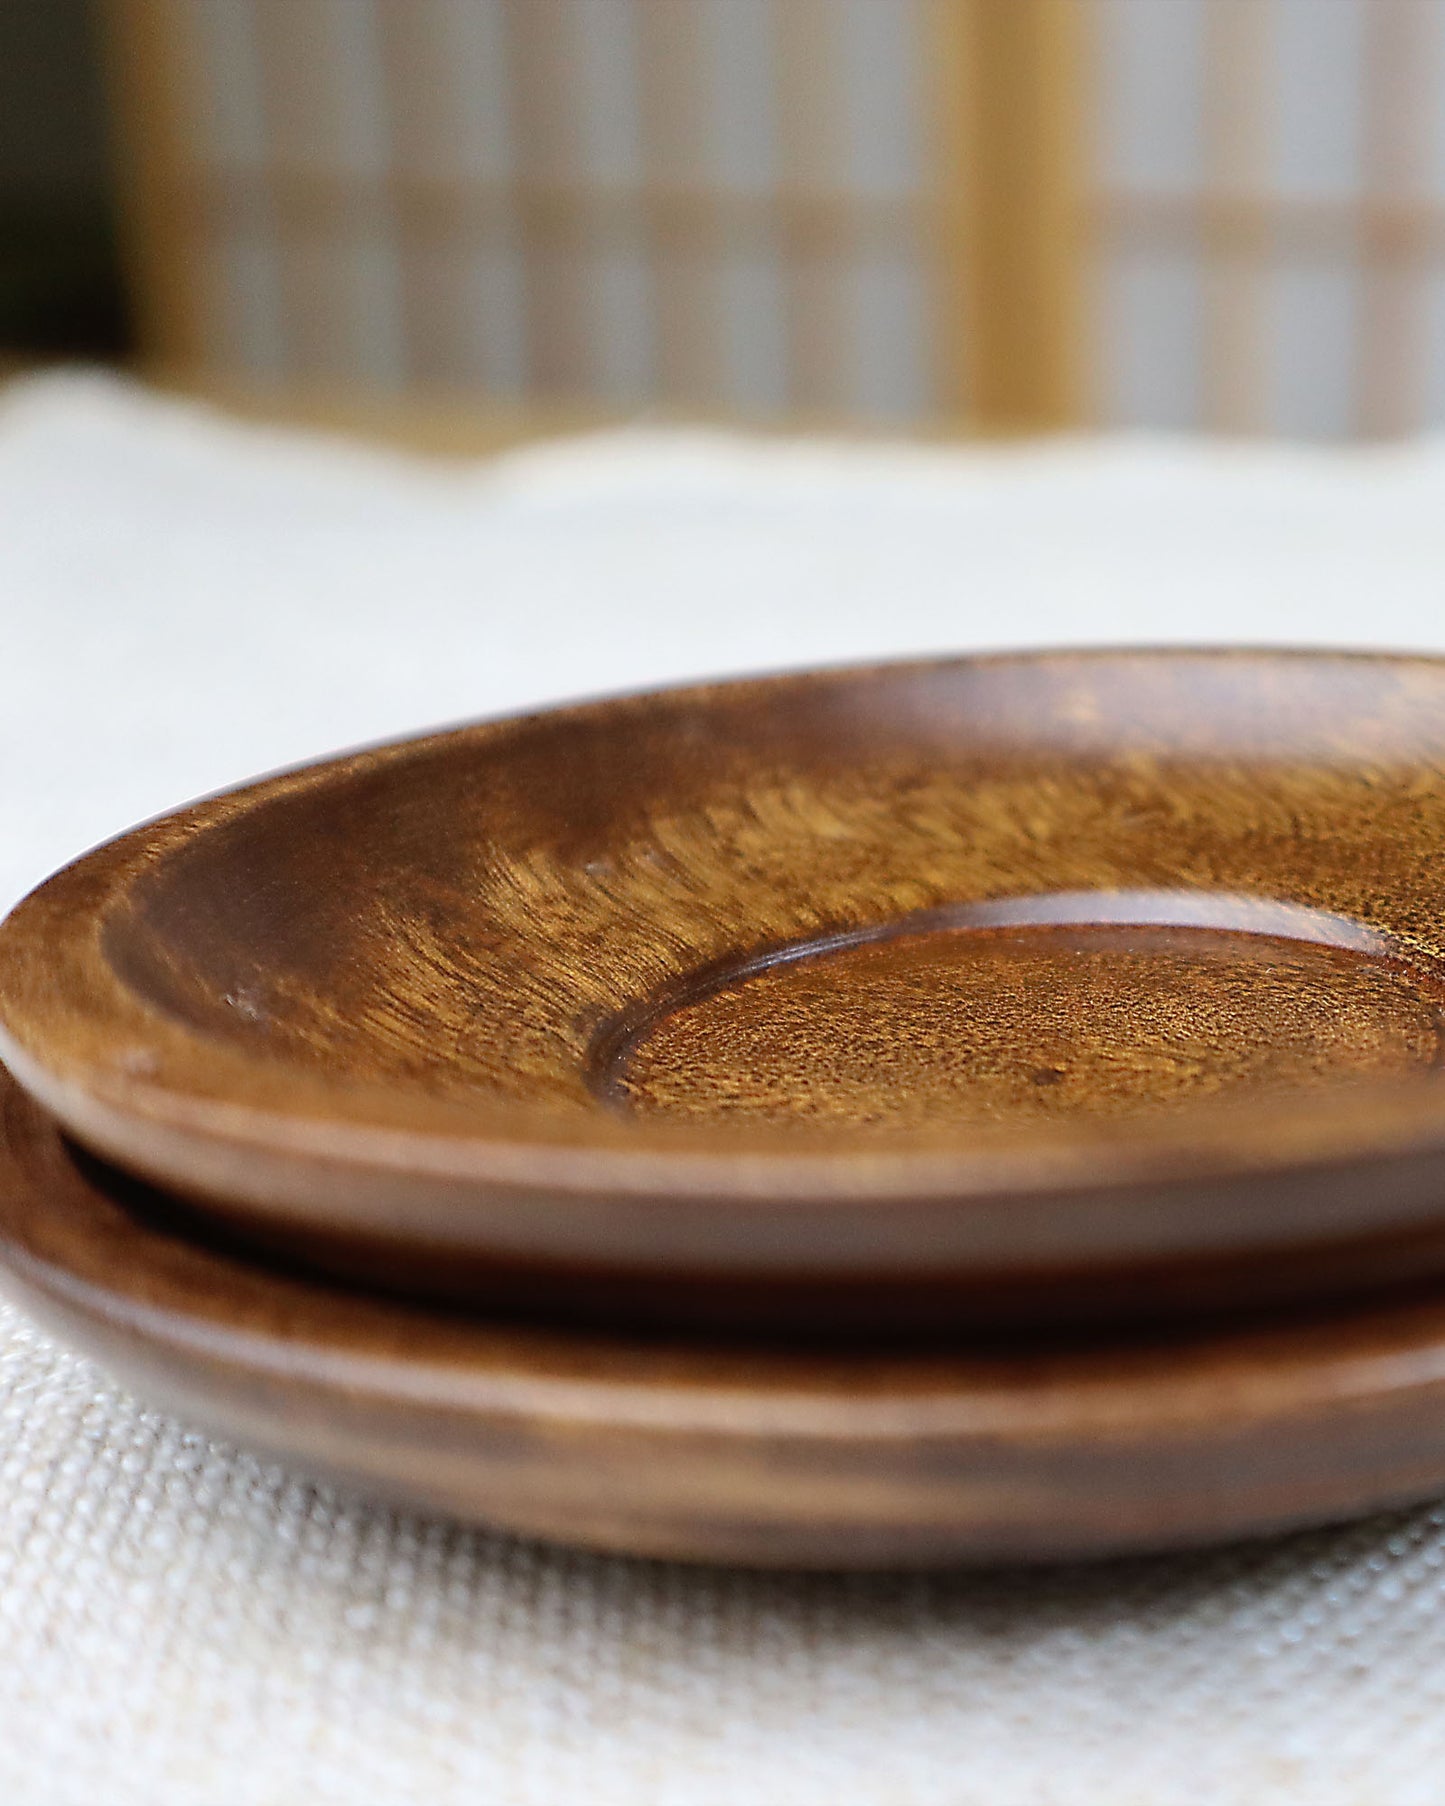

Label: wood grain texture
[11,651,1445,1330]
[9,1066,1445,1567]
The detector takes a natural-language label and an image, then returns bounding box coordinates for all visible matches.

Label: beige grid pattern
[1094,0,1445,437]
[144,0,936,421]
[104,0,1445,438]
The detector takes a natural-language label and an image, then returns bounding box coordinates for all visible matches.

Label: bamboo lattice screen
[101,0,1445,438]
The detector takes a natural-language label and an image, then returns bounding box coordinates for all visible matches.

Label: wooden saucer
[6,1066,1445,1567]
[11,649,1445,1331]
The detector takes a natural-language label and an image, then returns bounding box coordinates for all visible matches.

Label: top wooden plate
[10,648,1445,1331]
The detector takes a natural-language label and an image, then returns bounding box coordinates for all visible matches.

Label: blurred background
[6,0,1445,443]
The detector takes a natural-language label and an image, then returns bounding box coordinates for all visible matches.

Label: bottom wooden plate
[5,1066,1445,1568]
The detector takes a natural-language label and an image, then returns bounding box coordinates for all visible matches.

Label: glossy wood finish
[12,650,1445,1330]
[8,1067,1445,1566]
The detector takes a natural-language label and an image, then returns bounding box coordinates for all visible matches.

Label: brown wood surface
[9,652,1445,1332]
[7,1066,1445,1567]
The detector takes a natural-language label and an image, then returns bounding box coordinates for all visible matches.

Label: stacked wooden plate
[9,648,1445,1566]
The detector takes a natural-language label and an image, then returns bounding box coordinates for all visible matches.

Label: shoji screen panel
[1094,0,1445,438]
[107,0,945,423]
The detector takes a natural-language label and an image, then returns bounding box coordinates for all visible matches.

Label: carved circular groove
[597,892,1445,1131]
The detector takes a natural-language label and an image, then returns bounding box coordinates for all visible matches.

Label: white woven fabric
[7,374,1445,1804]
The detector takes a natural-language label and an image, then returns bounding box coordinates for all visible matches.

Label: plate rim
[10,645,1445,1226]
[9,1067,1445,1564]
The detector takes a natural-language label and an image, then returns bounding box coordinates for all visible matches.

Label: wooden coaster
[5,1068,1445,1568]
[10,650,1445,1331]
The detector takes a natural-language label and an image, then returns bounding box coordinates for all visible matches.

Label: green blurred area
[0,0,130,357]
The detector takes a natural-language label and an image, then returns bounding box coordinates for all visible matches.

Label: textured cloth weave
[5,374,1445,1804]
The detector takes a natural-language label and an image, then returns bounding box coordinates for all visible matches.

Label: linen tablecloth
[5,373,1445,1805]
